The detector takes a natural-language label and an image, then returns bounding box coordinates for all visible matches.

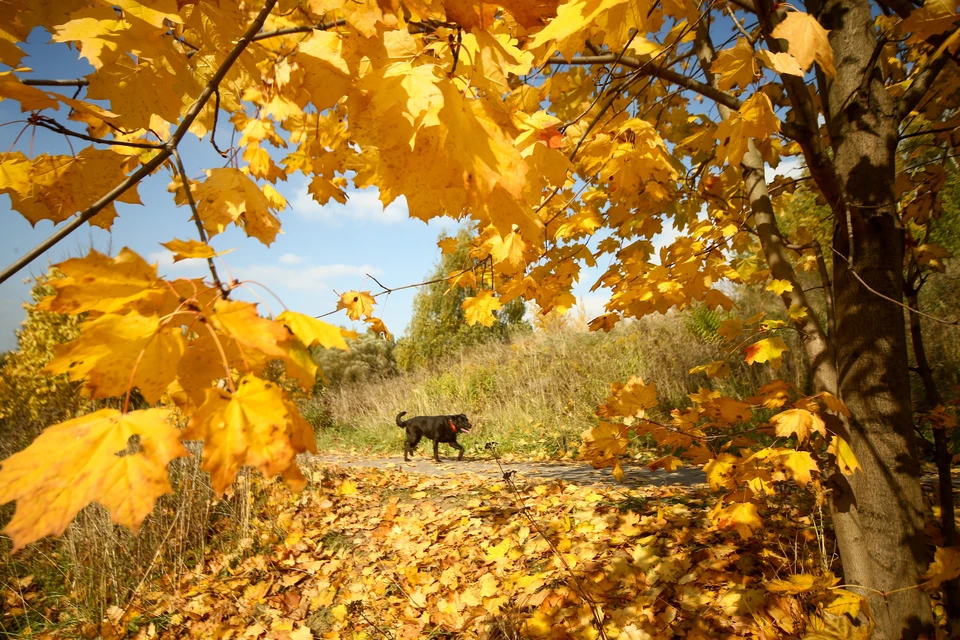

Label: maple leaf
[182,375,317,494]
[462,290,503,327]
[0,408,188,550]
[770,409,826,443]
[828,435,861,475]
[711,38,757,91]
[485,231,527,273]
[365,317,392,339]
[756,50,805,77]
[712,501,762,539]
[771,11,837,79]
[438,237,458,254]
[766,279,794,295]
[765,573,816,594]
[277,311,349,351]
[781,450,818,487]
[46,311,186,404]
[36,248,161,315]
[598,376,658,418]
[191,168,282,245]
[0,149,141,229]
[922,546,960,588]
[744,336,790,370]
[715,92,781,166]
[581,421,629,468]
[160,238,231,262]
[337,290,376,321]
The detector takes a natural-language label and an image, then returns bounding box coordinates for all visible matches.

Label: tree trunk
[907,291,960,627]
[820,0,934,635]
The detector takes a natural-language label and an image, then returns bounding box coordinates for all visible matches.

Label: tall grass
[305,311,807,458]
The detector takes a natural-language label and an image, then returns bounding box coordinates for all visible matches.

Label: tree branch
[545,54,743,111]
[898,25,960,120]
[250,17,345,41]
[20,78,89,87]
[0,0,280,287]
[32,116,163,150]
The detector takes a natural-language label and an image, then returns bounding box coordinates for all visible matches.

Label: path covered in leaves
[104,462,868,640]
[310,454,709,490]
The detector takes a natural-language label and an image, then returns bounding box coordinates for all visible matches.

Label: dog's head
[453,414,472,434]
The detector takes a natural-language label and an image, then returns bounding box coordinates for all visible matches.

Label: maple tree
[0,0,959,637]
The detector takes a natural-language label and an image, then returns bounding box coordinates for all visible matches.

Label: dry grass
[308,313,806,458]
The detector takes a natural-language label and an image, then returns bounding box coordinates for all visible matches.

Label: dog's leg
[433,439,441,462]
[405,433,421,462]
[452,440,465,461]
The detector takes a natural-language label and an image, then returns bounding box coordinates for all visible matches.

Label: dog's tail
[395,411,408,427]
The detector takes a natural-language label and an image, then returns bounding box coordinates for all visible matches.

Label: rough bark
[818,0,934,635]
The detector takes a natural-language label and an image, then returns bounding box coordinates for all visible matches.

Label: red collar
[449,419,457,432]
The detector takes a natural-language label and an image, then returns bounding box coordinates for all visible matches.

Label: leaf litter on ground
[60,462,875,640]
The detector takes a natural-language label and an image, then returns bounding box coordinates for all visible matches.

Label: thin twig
[250,18,346,41]
[32,116,164,149]
[314,268,474,319]
[172,148,229,298]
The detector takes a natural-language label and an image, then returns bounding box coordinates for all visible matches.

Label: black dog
[396,411,472,462]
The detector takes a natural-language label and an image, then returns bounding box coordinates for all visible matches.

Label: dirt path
[309,453,708,489]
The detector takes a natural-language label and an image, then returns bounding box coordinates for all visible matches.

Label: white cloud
[147,250,210,278]
[764,156,805,183]
[279,252,304,265]
[292,184,409,225]
[578,293,610,320]
[234,262,382,294]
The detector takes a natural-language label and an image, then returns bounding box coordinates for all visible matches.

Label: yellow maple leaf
[277,311,349,351]
[160,238,232,262]
[713,501,763,539]
[191,168,282,245]
[46,311,186,404]
[922,546,960,588]
[365,317,392,340]
[771,11,837,79]
[766,279,794,295]
[765,573,816,594]
[485,231,527,273]
[337,290,375,321]
[756,49,805,77]
[712,38,757,91]
[704,454,738,491]
[182,375,317,494]
[581,422,629,468]
[828,435,861,475]
[599,376,658,418]
[744,336,790,370]
[782,450,818,487]
[437,237,458,254]
[823,588,862,618]
[462,290,503,327]
[770,408,826,444]
[804,614,872,640]
[0,408,188,550]
[715,92,782,166]
[36,248,161,315]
